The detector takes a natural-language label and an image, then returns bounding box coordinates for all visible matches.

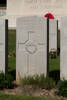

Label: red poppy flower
[44,13,54,19]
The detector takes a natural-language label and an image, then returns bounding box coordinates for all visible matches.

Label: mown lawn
[0,94,64,100]
[8,30,16,54]
[8,30,16,69]
[8,30,16,79]
[8,57,16,68]
[49,56,60,71]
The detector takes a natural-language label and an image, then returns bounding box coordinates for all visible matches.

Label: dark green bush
[22,74,55,90]
[0,72,5,89]
[4,74,14,89]
[0,72,14,89]
[57,80,67,97]
[22,76,35,85]
[38,75,55,89]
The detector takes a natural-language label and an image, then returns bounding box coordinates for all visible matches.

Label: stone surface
[0,18,5,73]
[49,19,57,52]
[16,16,47,81]
[0,8,6,16]
[60,17,67,80]
[7,0,67,28]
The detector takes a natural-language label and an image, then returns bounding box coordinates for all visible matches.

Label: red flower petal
[44,13,54,19]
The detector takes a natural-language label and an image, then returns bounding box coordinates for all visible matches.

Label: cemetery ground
[0,29,66,100]
[0,93,66,100]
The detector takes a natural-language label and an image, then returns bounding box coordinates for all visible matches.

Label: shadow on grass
[8,67,16,81]
[49,70,60,83]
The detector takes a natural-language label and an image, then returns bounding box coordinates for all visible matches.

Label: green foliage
[57,80,67,97]
[0,72,14,89]
[22,74,55,90]
[0,94,64,100]
[0,72,5,89]
[8,56,16,80]
[4,74,14,89]
[38,75,55,89]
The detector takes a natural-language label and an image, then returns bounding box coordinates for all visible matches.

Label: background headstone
[16,16,48,81]
[60,17,67,80]
[49,19,58,52]
[0,18,8,73]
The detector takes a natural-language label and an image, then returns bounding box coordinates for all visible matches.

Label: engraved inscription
[24,0,64,8]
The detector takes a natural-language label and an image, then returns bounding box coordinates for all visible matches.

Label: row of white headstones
[0,16,66,82]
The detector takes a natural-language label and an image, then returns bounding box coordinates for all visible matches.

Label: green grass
[8,30,16,53]
[8,57,16,68]
[49,56,60,71]
[0,94,64,100]
[8,30,16,79]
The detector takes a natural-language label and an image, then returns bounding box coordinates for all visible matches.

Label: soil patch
[0,85,65,99]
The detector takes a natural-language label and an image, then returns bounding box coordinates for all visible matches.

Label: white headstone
[60,17,67,80]
[0,18,6,73]
[7,0,67,28]
[16,16,48,81]
[49,19,57,52]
